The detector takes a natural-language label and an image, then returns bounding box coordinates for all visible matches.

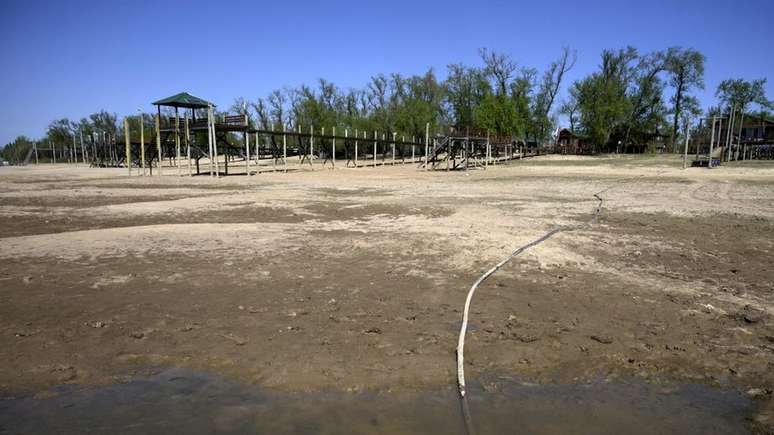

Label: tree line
[2,46,771,163]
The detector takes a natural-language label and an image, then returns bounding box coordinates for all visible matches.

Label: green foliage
[475,93,518,136]
[716,78,771,112]
[573,47,638,151]
[1,136,34,163]
[570,46,706,152]
[665,47,705,148]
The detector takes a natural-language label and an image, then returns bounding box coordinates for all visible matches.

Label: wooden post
[392,132,396,165]
[446,139,450,171]
[332,126,336,168]
[682,125,690,169]
[185,116,191,176]
[373,131,377,167]
[726,105,735,162]
[79,130,86,164]
[175,109,182,176]
[486,131,490,168]
[140,114,146,175]
[283,132,287,172]
[309,125,314,169]
[155,114,162,176]
[33,141,39,164]
[736,111,746,161]
[210,105,220,178]
[708,116,716,168]
[354,129,358,167]
[207,111,214,176]
[245,115,251,176]
[695,118,703,161]
[124,118,131,175]
[424,123,429,170]
[411,136,415,162]
[254,131,266,169]
[401,135,405,164]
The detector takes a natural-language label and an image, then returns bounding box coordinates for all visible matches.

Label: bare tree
[665,47,705,149]
[268,90,287,129]
[479,48,518,96]
[534,47,577,139]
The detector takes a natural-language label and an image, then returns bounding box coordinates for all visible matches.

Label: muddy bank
[0,368,758,435]
[1,160,773,432]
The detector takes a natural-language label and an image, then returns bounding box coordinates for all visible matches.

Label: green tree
[573,47,638,151]
[665,47,705,150]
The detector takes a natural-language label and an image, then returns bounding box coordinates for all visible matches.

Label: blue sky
[1,0,772,145]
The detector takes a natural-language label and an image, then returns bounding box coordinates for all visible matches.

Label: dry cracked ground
[1,155,773,430]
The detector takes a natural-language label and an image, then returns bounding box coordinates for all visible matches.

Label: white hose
[455,170,669,397]
[455,227,566,397]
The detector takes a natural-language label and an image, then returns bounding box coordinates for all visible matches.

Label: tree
[1,136,34,164]
[665,47,705,150]
[46,118,74,147]
[573,47,638,151]
[716,78,771,113]
[533,47,577,141]
[623,51,668,150]
[678,95,702,134]
[559,87,580,132]
[479,48,518,96]
[445,63,488,128]
[267,90,287,129]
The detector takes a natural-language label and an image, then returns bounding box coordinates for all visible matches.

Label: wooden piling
[155,114,162,176]
[140,115,146,175]
[79,130,86,164]
[310,125,314,169]
[424,123,429,170]
[392,132,396,165]
[245,114,251,176]
[283,133,288,172]
[207,112,214,176]
[708,116,716,168]
[175,109,181,176]
[682,125,690,169]
[185,116,191,176]
[210,105,220,178]
[123,118,131,175]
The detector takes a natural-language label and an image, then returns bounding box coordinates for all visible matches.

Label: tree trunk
[670,79,684,153]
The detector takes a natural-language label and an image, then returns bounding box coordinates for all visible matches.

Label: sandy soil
[1,156,773,426]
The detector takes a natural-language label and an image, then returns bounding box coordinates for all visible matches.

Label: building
[556,129,593,154]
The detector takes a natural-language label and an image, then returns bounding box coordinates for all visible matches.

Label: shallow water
[0,368,753,434]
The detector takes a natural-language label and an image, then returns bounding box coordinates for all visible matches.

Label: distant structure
[737,114,774,160]
[556,129,592,154]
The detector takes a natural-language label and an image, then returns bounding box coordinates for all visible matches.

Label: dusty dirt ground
[1,156,773,427]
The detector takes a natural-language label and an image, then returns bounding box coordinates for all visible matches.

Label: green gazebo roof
[152,92,214,109]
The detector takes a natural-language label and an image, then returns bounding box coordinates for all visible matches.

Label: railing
[159,114,248,130]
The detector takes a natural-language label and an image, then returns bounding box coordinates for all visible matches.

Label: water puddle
[0,368,754,434]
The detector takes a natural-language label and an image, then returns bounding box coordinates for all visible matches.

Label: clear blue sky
[1,0,772,145]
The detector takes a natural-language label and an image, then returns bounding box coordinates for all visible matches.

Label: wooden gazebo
[152,92,248,176]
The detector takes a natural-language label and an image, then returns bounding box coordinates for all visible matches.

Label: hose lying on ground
[454,165,675,397]
[455,191,605,397]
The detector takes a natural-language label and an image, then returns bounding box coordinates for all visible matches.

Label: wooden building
[556,129,593,154]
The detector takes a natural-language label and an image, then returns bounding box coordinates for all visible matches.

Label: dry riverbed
[1,156,773,431]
